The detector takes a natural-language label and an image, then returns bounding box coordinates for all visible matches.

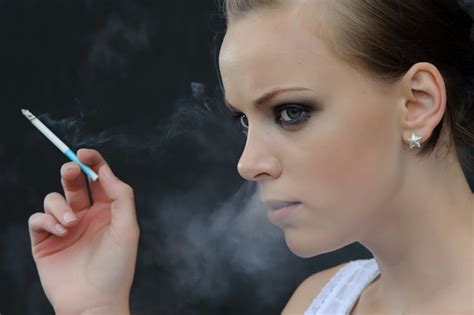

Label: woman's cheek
[332,127,400,217]
[299,123,396,216]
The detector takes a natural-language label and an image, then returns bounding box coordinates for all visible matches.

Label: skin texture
[28,149,138,315]
[219,3,474,314]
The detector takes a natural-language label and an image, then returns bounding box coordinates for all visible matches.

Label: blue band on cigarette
[64,149,99,181]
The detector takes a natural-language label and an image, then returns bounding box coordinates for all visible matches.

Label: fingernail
[55,224,68,234]
[63,212,77,223]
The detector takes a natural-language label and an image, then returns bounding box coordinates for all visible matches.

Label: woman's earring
[407,132,423,149]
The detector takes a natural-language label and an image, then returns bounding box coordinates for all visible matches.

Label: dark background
[0,1,472,314]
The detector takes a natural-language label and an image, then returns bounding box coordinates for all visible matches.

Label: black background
[0,1,472,314]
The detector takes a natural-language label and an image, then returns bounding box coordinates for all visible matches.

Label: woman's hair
[222,0,474,172]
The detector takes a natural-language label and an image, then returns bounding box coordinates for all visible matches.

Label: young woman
[28,0,473,314]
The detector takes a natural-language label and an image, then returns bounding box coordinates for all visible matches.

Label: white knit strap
[304,258,380,315]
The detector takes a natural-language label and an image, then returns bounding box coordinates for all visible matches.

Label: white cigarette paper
[22,109,99,181]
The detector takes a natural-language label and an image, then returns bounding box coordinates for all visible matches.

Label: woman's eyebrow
[224,86,311,112]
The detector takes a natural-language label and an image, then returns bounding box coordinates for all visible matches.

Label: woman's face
[219,6,404,258]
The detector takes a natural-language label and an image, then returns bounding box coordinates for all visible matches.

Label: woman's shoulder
[281,261,351,314]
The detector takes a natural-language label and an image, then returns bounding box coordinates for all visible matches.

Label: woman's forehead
[221,10,333,68]
[219,0,339,70]
[219,7,340,96]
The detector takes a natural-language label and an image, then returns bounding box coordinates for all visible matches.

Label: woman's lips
[263,200,301,210]
[265,201,302,225]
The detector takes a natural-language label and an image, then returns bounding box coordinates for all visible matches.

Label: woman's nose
[237,134,282,181]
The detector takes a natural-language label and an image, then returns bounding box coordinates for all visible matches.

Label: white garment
[304,258,380,315]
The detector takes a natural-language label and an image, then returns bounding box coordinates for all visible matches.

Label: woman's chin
[283,230,321,258]
[283,229,342,258]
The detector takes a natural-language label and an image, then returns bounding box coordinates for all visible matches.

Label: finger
[43,192,79,227]
[98,163,139,234]
[28,212,69,246]
[77,149,109,203]
[60,162,90,211]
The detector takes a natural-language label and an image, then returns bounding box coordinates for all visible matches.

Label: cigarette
[21,109,99,181]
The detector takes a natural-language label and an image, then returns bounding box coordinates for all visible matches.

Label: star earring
[407,132,423,149]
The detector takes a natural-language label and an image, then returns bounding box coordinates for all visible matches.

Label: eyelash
[231,104,312,135]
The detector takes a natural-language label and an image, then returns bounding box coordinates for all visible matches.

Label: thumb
[98,164,138,232]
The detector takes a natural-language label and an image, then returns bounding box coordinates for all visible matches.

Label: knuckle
[120,183,134,197]
[29,213,56,231]
[61,171,83,190]
[80,148,101,158]
[93,149,103,158]
[77,148,91,155]
[128,225,140,241]
[28,212,42,226]
[134,225,140,236]
[44,192,61,204]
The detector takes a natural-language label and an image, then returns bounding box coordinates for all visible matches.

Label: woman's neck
[358,153,473,313]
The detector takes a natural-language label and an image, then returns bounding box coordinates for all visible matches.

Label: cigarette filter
[22,109,99,181]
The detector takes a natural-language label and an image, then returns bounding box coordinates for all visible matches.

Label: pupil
[288,108,301,119]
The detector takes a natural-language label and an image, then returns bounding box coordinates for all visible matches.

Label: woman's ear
[399,62,447,144]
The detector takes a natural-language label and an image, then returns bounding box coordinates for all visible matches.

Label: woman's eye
[231,112,249,135]
[276,105,311,126]
[240,114,249,129]
[230,104,311,135]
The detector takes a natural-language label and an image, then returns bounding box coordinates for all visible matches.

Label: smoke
[0,1,315,313]
[130,178,299,313]
[461,0,474,8]
[81,0,158,79]
[153,182,293,305]
[460,0,474,15]
[29,82,301,312]
[38,83,241,160]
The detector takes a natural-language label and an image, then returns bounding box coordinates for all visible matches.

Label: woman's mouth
[264,201,302,225]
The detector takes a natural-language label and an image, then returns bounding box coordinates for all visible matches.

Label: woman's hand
[28,149,140,315]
